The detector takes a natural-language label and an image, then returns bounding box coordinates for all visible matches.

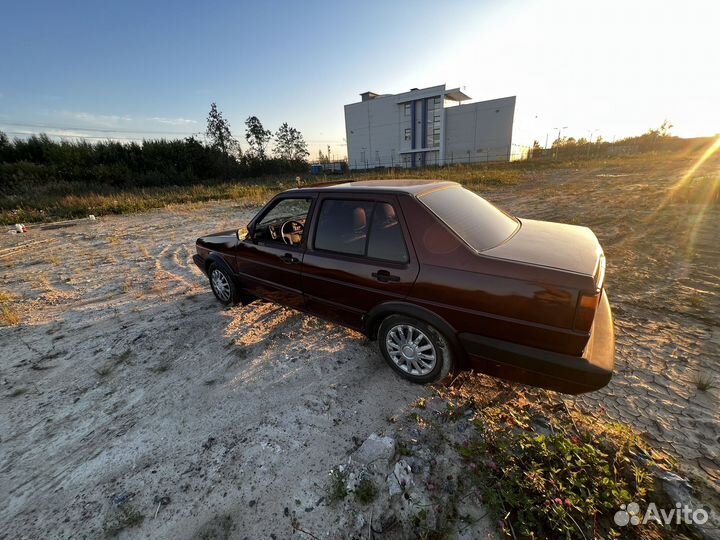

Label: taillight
[595,255,606,290]
[574,291,601,332]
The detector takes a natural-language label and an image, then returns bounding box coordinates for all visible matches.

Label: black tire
[207,262,238,306]
[377,315,453,384]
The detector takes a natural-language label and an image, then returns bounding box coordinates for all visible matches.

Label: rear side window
[314,199,374,256]
[367,203,408,263]
[314,200,409,263]
[418,186,519,251]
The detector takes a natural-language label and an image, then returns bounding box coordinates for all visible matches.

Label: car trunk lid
[483,218,604,282]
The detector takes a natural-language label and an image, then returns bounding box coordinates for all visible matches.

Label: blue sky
[1,0,718,157]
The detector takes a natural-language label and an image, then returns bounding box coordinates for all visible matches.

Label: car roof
[287,179,459,196]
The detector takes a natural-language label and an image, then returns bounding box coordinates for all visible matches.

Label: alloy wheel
[210,269,231,302]
[385,324,437,376]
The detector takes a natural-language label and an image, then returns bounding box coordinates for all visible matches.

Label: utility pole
[588,129,599,158]
[552,126,568,159]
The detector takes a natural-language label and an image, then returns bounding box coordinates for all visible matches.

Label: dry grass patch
[0,290,17,304]
[106,234,121,247]
[0,305,21,326]
[0,290,21,326]
[36,273,52,292]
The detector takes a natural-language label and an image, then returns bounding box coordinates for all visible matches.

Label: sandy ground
[1,157,718,539]
[485,162,720,486]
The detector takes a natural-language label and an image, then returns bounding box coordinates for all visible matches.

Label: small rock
[153,495,171,506]
[653,467,693,505]
[405,457,424,473]
[345,472,358,493]
[110,493,132,507]
[202,437,216,451]
[388,460,413,496]
[353,433,396,466]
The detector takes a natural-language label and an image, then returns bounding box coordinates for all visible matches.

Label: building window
[404,128,411,141]
[425,97,441,149]
[403,103,411,116]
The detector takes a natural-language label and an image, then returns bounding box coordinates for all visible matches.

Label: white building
[344,84,516,169]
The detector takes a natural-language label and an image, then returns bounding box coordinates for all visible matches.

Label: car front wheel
[378,315,453,384]
[208,263,237,306]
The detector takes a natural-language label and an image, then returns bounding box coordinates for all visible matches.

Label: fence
[348,144,531,170]
[527,136,717,161]
[321,137,717,172]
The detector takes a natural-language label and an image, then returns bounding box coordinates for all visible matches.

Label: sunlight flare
[656,136,720,213]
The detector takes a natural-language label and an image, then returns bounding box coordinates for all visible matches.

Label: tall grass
[1,137,715,225]
[0,179,282,224]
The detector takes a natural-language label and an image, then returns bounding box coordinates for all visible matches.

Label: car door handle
[280,253,300,264]
[372,270,400,282]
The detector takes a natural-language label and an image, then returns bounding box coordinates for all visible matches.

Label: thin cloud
[149,116,197,126]
[59,110,133,126]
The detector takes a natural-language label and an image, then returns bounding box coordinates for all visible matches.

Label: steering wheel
[280,220,304,245]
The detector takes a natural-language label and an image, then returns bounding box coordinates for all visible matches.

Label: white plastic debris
[14,224,26,233]
[88,214,96,221]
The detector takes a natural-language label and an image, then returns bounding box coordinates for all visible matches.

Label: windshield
[258,198,312,227]
[418,186,519,251]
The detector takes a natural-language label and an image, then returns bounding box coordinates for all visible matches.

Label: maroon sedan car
[193,179,614,394]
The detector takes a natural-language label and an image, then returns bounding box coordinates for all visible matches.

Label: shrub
[458,403,684,540]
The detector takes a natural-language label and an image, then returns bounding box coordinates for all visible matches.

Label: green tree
[245,116,272,160]
[274,123,309,160]
[0,130,11,162]
[648,120,673,138]
[529,139,543,159]
[205,103,239,157]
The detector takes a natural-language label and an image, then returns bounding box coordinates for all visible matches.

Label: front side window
[254,197,312,246]
[418,186,519,251]
[314,200,409,263]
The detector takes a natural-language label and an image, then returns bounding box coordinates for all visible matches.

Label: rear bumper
[459,290,615,394]
[193,254,207,276]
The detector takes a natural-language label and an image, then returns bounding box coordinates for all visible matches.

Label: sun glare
[650,136,720,256]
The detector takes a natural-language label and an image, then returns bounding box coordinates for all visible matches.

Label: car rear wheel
[378,315,453,384]
[208,263,237,306]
